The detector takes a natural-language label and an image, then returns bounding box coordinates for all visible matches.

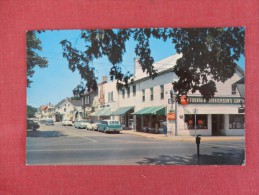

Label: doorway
[212,114,224,136]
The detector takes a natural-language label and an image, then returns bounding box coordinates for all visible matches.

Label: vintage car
[27,119,40,131]
[98,120,122,133]
[62,120,73,126]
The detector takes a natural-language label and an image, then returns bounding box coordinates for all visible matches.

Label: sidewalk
[120,130,245,142]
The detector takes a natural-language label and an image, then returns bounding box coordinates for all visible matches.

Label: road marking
[64,131,98,143]
[27,148,108,152]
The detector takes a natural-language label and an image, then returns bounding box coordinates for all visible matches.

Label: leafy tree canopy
[61,28,244,100]
[27,31,48,87]
[27,105,37,118]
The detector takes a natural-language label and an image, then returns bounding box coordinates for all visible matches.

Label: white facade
[55,99,83,121]
[95,53,245,136]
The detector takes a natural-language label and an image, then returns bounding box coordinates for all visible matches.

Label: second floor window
[133,85,136,96]
[108,92,114,102]
[232,85,237,95]
[150,87,154,101]
[64,108,66,112]
[142,89,145,102]
[160,85,164,99]
[122,89,125,99]
[127,87,130,98]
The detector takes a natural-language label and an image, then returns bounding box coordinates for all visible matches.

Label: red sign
[167,112,176,120]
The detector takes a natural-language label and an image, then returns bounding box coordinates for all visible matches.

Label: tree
[72,83,86,98]
[27,31,48,87]
[60,28,244,100]
[27,105,37,118]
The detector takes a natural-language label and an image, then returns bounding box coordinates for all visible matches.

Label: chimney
[134,58,143,78]
[102,76,108,83]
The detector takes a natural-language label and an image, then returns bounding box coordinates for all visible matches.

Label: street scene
[26,123,244,165]
[27,28,245,165]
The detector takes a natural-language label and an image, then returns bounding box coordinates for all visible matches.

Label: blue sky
[27,30,245,108]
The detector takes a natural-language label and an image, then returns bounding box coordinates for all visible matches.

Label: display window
[184,114,208,129]
[229,114,245,129]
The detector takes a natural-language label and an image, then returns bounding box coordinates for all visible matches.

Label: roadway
[26,123,245,165]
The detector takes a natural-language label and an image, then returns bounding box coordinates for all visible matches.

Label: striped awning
[133,106,166,115]
[90,108,111,116]
[112,106,134,116]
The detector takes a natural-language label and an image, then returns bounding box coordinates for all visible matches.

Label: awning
[100,108,112,116]
[90,108,111,116]
[133,106,166,115]
[112,106,134,116]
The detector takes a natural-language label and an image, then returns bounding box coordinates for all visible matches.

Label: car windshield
[81,120,89,122]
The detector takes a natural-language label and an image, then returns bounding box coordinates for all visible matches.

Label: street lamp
[193,108,198,136]
[232,78,245,113]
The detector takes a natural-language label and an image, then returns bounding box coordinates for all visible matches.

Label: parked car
[45,119,54,125]
[62,120,73,126]
[98,120,122,133]
[76,120,91,129]
[91,121,101,131]
[27,119,40,131]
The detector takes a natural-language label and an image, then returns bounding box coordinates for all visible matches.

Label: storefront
[176,96,245,136]
[133,106,166,133]
[112,106,134,129]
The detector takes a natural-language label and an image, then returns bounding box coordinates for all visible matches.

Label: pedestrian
[163,122,167,137]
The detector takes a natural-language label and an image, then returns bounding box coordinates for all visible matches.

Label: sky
[27,30,245,108]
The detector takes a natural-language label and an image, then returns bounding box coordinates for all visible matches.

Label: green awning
[133,106,166,115]
[91,108,111,117]
[100,108,112,116]
[112,106,134,116]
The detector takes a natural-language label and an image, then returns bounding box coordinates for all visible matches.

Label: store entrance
[212,114,224,136]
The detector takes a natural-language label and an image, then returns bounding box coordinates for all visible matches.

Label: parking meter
[196,135,201,157]
[196,135,201,145]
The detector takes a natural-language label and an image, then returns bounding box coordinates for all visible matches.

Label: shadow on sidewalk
[136,150,245,165]
[27,130,67,138]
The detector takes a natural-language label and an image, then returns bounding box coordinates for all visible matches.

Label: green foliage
[60,28,244,100]
[73,83,85,97]
[27,105,37,118]
[27,31,48,87]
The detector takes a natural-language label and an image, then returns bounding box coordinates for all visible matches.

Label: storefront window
[229,114,245,129]
[184,114,208,129]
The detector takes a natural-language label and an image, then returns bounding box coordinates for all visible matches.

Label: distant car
[45,119,54,125]
[98,120,122,133]
[27,119,40,131]
[76,120,90,129]
[62,120,73,126]
[91,121,101,131]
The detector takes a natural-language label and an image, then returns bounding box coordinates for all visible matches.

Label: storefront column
[133,115,136,131]
[141,115,144,132]
[208,114,212,135]
[223,115,229,135]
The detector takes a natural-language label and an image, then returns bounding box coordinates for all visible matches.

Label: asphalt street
[26,123,245,165]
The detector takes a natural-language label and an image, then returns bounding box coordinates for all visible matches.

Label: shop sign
[188,96,243,104]
[167,112,176,120]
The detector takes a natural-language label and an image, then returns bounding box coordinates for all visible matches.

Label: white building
[55,98,83,121]
[92,53,245,136]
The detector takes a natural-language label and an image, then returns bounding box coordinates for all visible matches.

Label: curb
[120,130,245,142]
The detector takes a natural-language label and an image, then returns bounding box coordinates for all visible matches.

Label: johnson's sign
[188,96,244,104]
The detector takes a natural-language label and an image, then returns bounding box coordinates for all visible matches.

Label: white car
[62,120,73,126]
[76,120,91,129]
